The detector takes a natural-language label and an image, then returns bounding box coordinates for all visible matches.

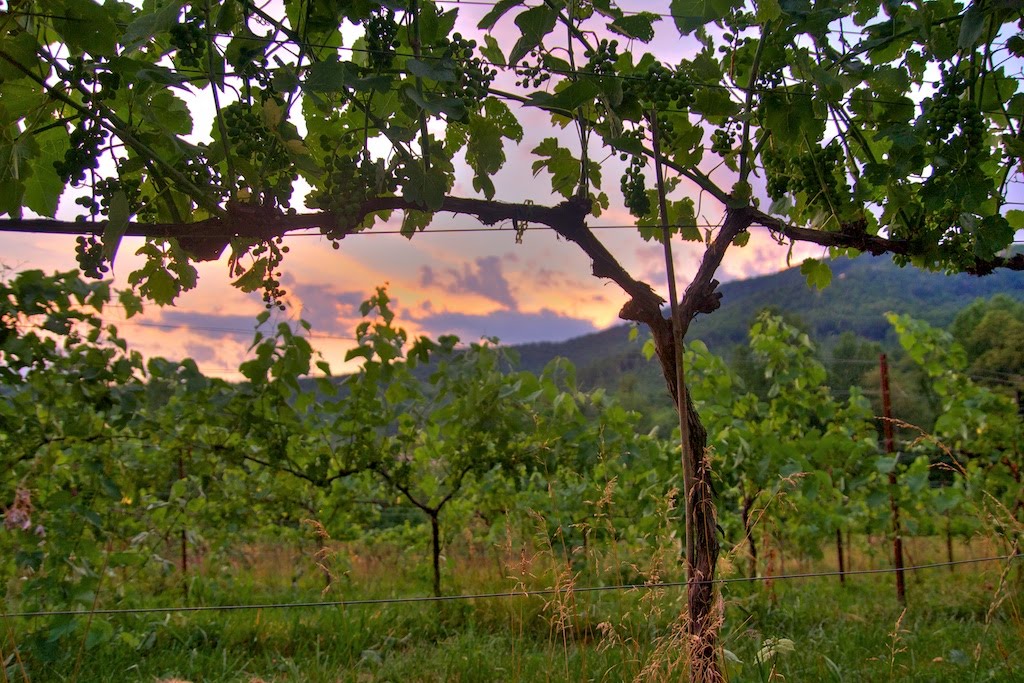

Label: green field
[5,536,1020,683]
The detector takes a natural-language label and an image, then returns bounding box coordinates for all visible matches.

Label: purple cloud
[284,275,365,334]
[424,256,518,309]
[408,308,597,345]
[184,341,218,363]
[158,310,269,338]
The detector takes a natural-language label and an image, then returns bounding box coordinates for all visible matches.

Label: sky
[1,2,840,379]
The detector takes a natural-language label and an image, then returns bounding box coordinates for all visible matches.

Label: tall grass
[3,533,1020,682]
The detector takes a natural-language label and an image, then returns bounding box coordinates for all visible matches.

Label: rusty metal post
[880,354,906,604]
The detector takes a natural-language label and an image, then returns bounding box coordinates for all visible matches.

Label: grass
[2,535,1021,682]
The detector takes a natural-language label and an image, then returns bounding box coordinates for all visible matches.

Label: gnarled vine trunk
[647,320,722,681]
[430,511,442,598]
[613,208,751,682]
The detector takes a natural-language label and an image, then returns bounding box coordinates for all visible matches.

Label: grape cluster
[231,35,271,89]
[222,101,295,206]
[103,176,142,213]
[925,69,986,156]
[73,176,145,218]
[312,153,374,234]
[258,165,298,210]
[53,118,109,185]
[223,103,273,159]
[620,155,651,218]
[63,57,118,103]
[251,238,289,310]
[625,63,697,110]
[177,144,229,205]
[169,5,207,69]
[584,39,618,77]
[711,124,737,156]
[443,33,497,103]
[651,113,682,146]
[366,9,399,70]
[75,235,108,279]
[763,141,849,211]
[65,57,91,82]
[514,54,551,88]
[925,68,966,142]
[955,100,986,151]
[794,142,845,199]
[762,145,789,199]
[242,60,271,88]
[95,70,120,101]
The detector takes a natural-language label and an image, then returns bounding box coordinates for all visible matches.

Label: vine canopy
[0,0,1022,309]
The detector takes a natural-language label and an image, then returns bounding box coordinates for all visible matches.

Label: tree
[2,1,1023,678]
[949,294,1024,387]
[224,287,595,597]
[827,331,880,396]
[690,314,879,579]
[888,312,1023,535]
[350,326,549,598]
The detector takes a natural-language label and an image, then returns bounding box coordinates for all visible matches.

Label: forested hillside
[508,254,1023,429]
[514,253,1024,382]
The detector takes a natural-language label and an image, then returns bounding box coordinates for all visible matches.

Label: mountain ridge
[508,253,1024,379]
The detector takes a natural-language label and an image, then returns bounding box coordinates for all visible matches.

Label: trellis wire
[4,554,1018,620]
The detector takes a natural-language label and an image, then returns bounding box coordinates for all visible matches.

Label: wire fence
[5,554,1018,620]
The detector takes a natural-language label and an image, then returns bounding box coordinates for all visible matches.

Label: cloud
[409,308,598,345]
[184,341,218,363]
[718,232,822,282]
[283,275,366,335]
[155,277,374,342]
[158,310,268,337]
[421,256,518,309]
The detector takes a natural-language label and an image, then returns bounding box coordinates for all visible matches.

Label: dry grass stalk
[886,607,908,680]
[302,518,337,595]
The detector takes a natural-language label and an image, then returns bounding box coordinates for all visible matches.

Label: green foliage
[2,268,1022,676]
[691,312,882,555]
[827,331,880,395]
[799,258,832,290]
[0,0,1019,306]
[10,565,1020,682]
[887,312,1022,536]
[949,295,1024,387]
[1,270,148,653]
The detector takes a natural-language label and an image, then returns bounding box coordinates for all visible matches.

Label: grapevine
[366,9,399,71]
[168,5,207,70]
[442,33,497,104]
[620,155,651,218]
[53,118,109,185]
[222,101,295,208]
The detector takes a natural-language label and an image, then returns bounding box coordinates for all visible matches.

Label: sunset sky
[0,2,907,379]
